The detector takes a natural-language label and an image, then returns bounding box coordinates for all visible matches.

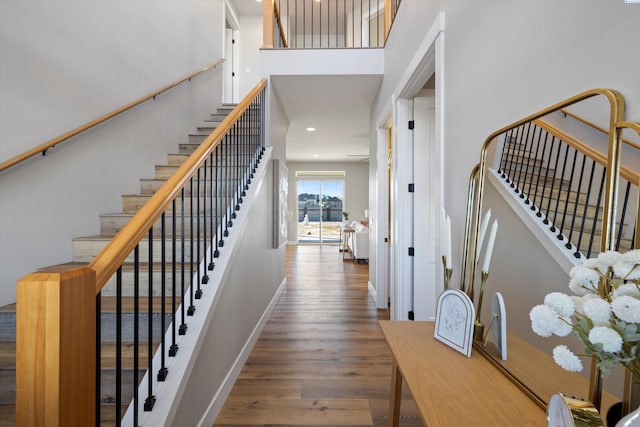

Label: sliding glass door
[297,180,344,243]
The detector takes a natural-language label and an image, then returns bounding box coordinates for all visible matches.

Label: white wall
[0,0,227,306]
[286,161,369,243]
[369,0,640,316]
[238,15,263,100]
[170,158,285,426]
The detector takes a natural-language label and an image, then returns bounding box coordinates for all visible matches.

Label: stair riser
[122,195,231,214]
[167,154,243,166]
[139,179,236,195]
[179,143,261,155]
[101,213,234,235]
[155,165,246,180]
[99,269,210,297]
[189,133,260,144]
[73,239,206,263]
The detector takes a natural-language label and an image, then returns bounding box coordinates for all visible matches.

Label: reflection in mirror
[461,90,640,419]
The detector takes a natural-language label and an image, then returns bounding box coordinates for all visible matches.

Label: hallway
[214,245,424,426]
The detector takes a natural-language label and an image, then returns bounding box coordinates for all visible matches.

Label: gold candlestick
[473,270,489,341]
[442,256,453,290]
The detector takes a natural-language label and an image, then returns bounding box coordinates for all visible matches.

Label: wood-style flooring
[214,245,424,427]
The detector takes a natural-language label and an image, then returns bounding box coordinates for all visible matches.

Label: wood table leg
[389,359,402,427]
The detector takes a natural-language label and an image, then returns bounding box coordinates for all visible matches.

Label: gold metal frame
[463,88,640,411]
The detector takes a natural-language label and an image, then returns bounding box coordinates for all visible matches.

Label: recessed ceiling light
[313,154,320,158]
[306,127,316,132]
[256,0,262,2]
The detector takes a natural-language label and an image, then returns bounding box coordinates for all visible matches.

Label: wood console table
[379,321,547,426]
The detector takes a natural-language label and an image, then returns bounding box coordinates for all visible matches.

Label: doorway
[297,180,345,244]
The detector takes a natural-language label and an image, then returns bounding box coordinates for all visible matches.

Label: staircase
[0,103,254,426]
[496,126,635,261]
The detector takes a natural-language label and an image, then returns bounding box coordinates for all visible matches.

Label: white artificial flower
[530,304,559,338]
[611,295,640,323]
[554,317,573,337]
[621,249,640,265]
[613,260,640,281]
[582,298,612,325]
[552,345,583,372]
[583,257,609,275]
[589,326,623,353]
[613,283,640,299]
[597,251,623,271]
[568,266,599,295]
[544,292,575,317]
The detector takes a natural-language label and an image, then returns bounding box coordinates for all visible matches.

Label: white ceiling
[228,0,382,163]
[271,75,381,162]
[229,0,263,16]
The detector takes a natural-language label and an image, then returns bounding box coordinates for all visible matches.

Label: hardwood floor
[214,245,424,427]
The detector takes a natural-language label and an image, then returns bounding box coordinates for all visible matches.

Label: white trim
[487,168,581,274]
[368,281,377,304]
[391,98,413,321]
[374,126,389,309]
[196,277,286,427]
[374,12,445,128]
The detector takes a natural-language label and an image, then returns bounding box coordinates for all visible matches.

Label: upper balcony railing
[263,0,401,49]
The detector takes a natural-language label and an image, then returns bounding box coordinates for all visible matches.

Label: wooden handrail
[89,79,268,292]
[560,108,640,151]
[0,59,225,174]
[274,2,288,48]
[535,118,640,186]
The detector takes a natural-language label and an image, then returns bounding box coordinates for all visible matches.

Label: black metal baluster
[344,0,346,47]
[196,169,203,298]
[587,169,607,258]
[179,188,187,335]
[532,132,550,214]
[188,177,195,316]
[133,245,139,427]
[145,228,156,411]
[209,153,215,270]
[116,267,122,425]
[368,0,371,46]
[169,200,178,356]
[574,160,597,258]
[96,291,101,427]
[557,147,578,240]
[202,159,210,285]
[216,143,223,256]
[158,213,168,381]
[543,136,561,224]
[524,125,543,206]
[327,0,330,47]
[320,0,322,47]
[352,0,355,47]
[616,181,632,251]
[209,152,221,264]
[565,153,588,249]
[223,134,237,237]
[360,0,363,47]
[515,123,533,196]
[500,130,516,182]
[497,130,511,176]
[224,135,231,238]
[550,144,571,232]
[508,125,524,188]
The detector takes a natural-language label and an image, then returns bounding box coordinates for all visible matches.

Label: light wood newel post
[384,0,392,42]
[16,267,97,426]
[263,0,274,48]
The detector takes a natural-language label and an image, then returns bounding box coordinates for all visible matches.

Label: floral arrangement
[529,250,640,379]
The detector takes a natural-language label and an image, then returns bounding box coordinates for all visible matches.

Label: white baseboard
[196,277,286,427]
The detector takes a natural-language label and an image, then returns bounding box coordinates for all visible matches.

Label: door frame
[295,178,346,244]
[373,13,445,320]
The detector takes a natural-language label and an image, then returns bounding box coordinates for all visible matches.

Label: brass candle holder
[473,270,489,341]
[442,255,453,290]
